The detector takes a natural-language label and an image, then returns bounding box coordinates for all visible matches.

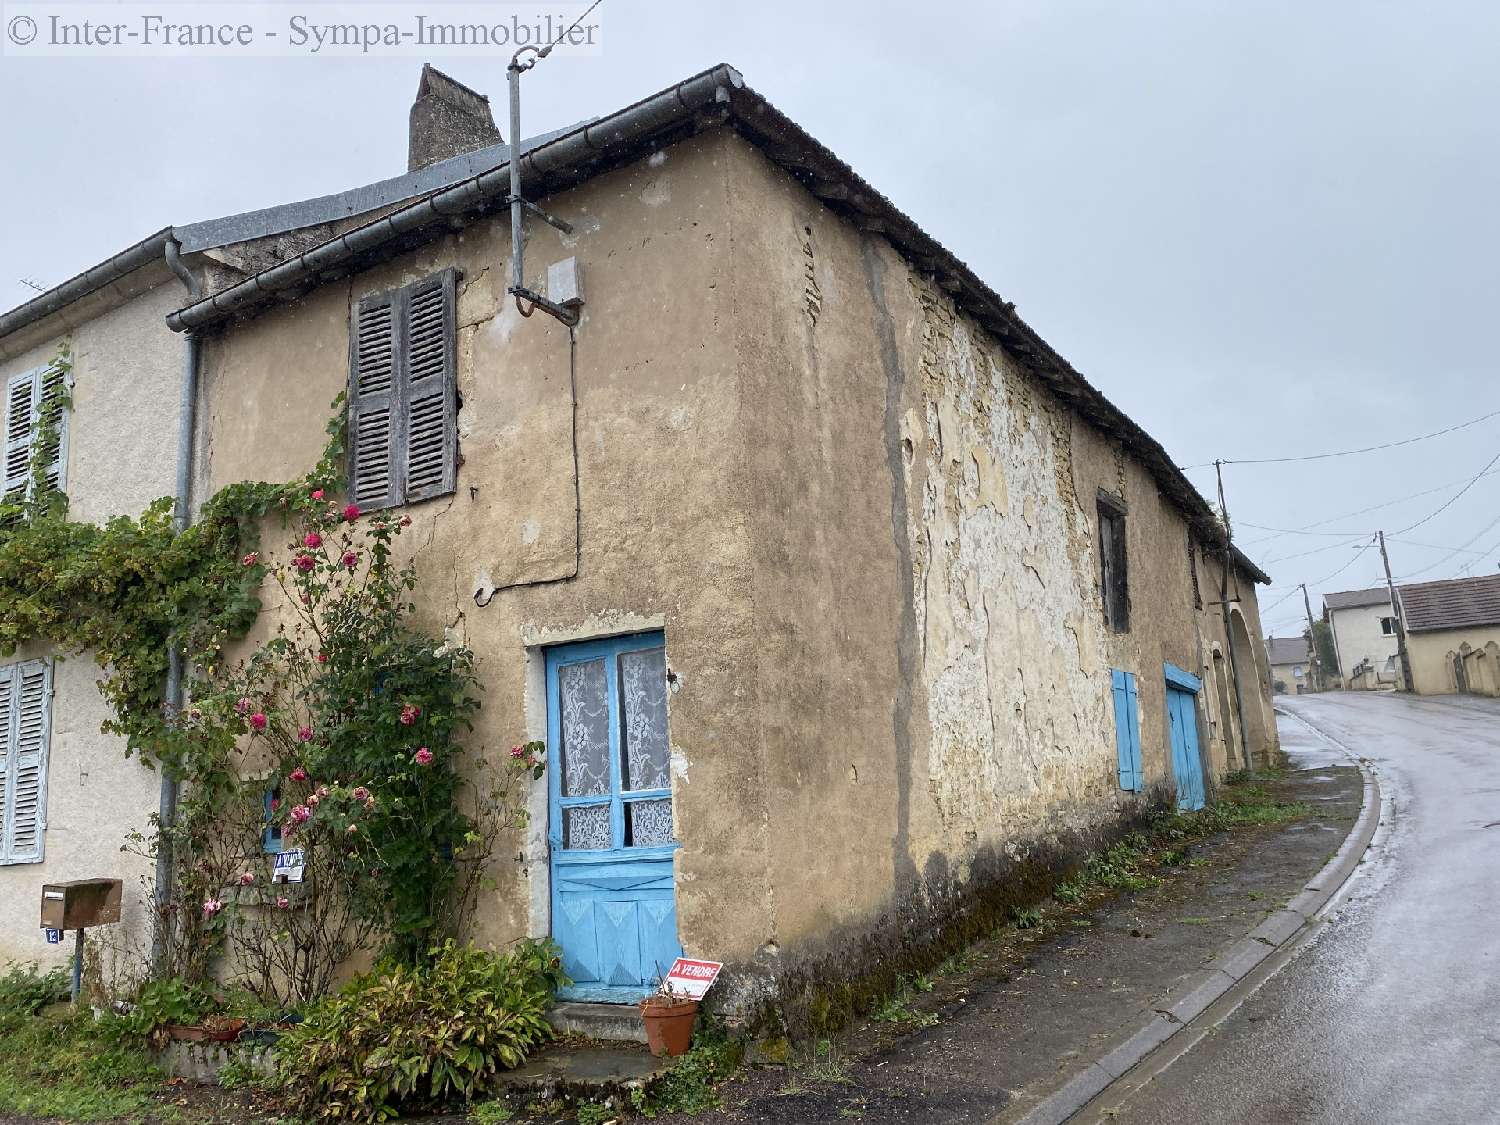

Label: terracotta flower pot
[638,996,698,1057]
[165,1024,209,1042]
[203,1018,247,1043]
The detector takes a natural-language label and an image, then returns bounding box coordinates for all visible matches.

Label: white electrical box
[547,257,584,309]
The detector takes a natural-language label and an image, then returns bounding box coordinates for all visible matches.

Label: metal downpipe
[152,237,199,971]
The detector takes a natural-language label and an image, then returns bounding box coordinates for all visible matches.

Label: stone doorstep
[495,1042,670,1104]
[545,1001,648,1044]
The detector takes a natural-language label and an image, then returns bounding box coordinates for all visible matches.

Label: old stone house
[1398,574,1500,696]
[1,64,1278,1020]
[1266,636,1310,694]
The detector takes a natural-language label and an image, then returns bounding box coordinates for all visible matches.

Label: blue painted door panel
[1166,683,1206,811]
[1111,669,1143,792]
[547,632,681,1002]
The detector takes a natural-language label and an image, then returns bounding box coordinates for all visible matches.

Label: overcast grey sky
[3,0,1497,638]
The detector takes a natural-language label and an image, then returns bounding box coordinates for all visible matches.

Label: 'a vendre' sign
[662,957,722,1000]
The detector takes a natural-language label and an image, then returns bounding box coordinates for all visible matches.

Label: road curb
[1005,715,1383,1125]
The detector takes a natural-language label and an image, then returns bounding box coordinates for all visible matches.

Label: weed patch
[629,1024,744,1118]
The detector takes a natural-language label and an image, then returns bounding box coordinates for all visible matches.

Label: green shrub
[0,964,69,1017]
[277,939,565,1121]
[629,1023,744,1118]
[114,976,213,1040]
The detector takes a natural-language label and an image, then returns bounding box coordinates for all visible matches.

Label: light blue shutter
[0,665,10,861]
[1124,672,1143,791]
[2,661,51,864]
[3,371,34,503]
[1111,669,1143,792]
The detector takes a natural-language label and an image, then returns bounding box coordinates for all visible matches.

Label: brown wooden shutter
[401,270,458,504]
[347,292,401,510]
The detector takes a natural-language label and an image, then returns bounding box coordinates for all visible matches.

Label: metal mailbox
[40,878,122,931]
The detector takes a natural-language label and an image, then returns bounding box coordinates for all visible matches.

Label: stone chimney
[408,64,503,172]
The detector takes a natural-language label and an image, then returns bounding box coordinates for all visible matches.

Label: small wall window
[262,788,283,854]
[1098,492,1130,633]
[1380,616,1396,635]
[3,360,69,511]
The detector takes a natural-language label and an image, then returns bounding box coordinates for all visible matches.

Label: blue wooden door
[1164,664,1206,811]
[547,632,681,1002]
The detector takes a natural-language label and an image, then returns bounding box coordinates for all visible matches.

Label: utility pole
[1300,583,1323,693]
[1378,530,1414,692]
[1215,461,1254,771]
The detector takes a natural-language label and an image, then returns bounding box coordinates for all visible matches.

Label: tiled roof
[1323,587,1391,612]
[1266,636,1309,665]
[1398,574,1500,633]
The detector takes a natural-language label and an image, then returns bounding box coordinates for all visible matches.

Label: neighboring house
[1322,586,1400,690]
[0,67,580,969]
[2,64,1280,1020]
[1398,574,1500,696]
[1266,636,1310,694]
[0,233,187,970]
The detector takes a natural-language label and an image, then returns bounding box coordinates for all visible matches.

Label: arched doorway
[1229,609,1271,767]
[1211,646,1235,768]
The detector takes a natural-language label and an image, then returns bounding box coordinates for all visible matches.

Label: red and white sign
[662,957,722,1000]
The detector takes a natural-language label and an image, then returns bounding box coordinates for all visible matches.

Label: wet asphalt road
[1105,691,1500,1125]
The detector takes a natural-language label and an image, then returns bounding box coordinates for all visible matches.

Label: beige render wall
[1407,625,1500,695]
[719,134,1278,991]
[195,132,778,970]
[0,281,184,973]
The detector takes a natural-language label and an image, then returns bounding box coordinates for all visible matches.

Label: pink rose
[510,744,526,759]
[307,793,320,808]
[249,712,267,731]
[241,552,259,567]
[346,824,358,834]
[342,551,358,569]
[290,804,312,823]
[202,898,223,917]
[234,697,251,716]
[294,554,316,572]
[316,652,328,664]
[276,896,290,910]
[289,767,307,782]
[414,747,434,766]
[311,489,324,501]
[238,872,255,887]
[316,785,329,799]
[343,504,361,521]
[399,704,421,726]
[352,786,370,802]
[297,725,313,743]
[303,531,322,549]
[399,516,412,527]
[363,796,376,811]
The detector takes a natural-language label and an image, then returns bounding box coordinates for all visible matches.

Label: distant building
[1323,587,1400,690]
[1398,574,1500,696]
[1266,636,1311,694]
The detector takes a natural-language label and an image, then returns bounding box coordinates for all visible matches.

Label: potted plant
[203,1014,248,1043]
[638,983,698,1058]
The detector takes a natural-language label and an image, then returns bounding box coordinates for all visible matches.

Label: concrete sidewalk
[640,724,1368,1125]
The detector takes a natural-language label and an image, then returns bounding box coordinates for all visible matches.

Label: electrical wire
[1178,407,1500,470]
[1395,510,1500,582]
[1391,449,1500,536]
[1239,467,1500,547]
[540,0,606,55]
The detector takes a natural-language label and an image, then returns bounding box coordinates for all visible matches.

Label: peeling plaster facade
[0,277,185,971]
[188,126,1278,1016]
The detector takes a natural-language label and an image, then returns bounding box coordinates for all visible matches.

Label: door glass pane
[619,648,670,792]
[559,659,610,797]
[564,803,612,850]
[626,799,674,847]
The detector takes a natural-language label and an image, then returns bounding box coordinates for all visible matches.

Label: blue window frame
[262,787,282,853]
[1111,668,1143,792]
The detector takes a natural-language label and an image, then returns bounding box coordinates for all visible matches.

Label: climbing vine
[0,360,347,777]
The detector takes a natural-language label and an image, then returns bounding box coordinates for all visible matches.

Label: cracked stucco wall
[0,283,182,971]
[723,132,1279,992]
[195,131,774,970]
